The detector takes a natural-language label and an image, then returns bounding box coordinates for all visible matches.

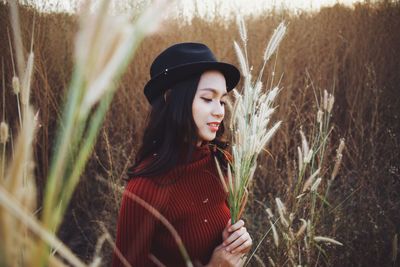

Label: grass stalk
[0,185,86,267]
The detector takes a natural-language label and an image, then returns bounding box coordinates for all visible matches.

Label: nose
[212,101,225,119]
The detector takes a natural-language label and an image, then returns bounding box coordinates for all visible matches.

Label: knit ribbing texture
[112,144,230,267]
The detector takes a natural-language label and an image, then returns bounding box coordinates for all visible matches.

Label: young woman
[112,42,252,267]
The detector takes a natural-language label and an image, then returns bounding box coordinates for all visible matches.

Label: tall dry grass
[1,0,175,266]
[1,1,400,266]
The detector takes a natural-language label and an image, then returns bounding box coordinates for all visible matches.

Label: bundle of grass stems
[0,0,172,266]
[253,89,346,266]
[215,18,286,224]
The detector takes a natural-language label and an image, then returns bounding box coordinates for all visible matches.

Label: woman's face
[192,70,228,146]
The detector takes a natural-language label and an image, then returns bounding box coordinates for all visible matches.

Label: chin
[199,133,216,142]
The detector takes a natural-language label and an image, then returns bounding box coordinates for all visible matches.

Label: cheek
[192,99,203,126]
[192,100,207,125]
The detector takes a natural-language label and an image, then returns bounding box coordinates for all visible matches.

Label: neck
[197,140,209,147]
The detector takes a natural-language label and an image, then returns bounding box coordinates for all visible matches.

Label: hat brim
[144,61,240,104]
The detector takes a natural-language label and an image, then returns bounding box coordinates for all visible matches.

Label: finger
[231,239,252,254]
[222,220,232,240]
[223,226,246,246]
[225,232,250,252]
[228,219,245,233]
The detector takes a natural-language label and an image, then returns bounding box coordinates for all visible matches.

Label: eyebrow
[199,88,228,97]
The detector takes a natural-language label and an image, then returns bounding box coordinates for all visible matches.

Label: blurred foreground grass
[0,1,399,266]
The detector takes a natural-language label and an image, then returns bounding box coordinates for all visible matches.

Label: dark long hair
[126,73,230,179]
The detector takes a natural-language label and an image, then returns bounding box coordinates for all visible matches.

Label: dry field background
[1,1,400,266]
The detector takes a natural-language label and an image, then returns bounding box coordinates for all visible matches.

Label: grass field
[1,1,399,266]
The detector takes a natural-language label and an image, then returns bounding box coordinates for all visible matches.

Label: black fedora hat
[143,42,240,104]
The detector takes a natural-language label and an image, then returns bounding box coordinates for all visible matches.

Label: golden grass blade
[268,256,276,267]
[275,198,289,228]
[310,177,322,192]
[214,157,229,193]
[297,146,303,173]
[12,76,20,94]
[4,106,36,193]
[331,139,345,181]
[266,208,274,219]
[302,168,320,193]
[270,220,279,247]
[97,222,132,267]
[21,52,34,107]
[296,219,308,239]
[0,185,86,267]
[323,90,328,111]
[0,122,8,144]
[253,254,266,267]
[237,188,248,218]
[300,129,309,162]
[313,236,343,246]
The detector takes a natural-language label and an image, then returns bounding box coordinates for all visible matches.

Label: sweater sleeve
[112,178,169,267]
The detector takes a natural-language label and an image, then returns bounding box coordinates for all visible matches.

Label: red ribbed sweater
[112,145,230,267]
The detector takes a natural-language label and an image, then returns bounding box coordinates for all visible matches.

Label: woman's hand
[204,219,252,267]
[205,244,246,267]
[222,219,252,254]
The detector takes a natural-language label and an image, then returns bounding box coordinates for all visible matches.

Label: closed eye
[201,97,226,106]
[201,97,212,102]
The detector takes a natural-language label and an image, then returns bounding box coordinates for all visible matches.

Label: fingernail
[225,248,230,252]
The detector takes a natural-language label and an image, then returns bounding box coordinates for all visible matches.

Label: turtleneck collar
[178,142,214,164]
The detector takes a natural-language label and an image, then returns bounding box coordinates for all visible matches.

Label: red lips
[207,122,220,132]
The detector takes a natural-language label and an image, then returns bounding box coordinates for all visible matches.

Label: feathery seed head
[304,148,313,164]
[236,16,247,43]
[289,212,295,223]
[266,86,279,104]
[234,41,249,77]
[12,76,20,94]
[0,121,9,143]
[331,139,345,180]
[296,219,308,239]
[310,177,322,192]
[77,0,168,116]
[275,198,289,227]
[314,236,343,246]
[270,220,279,247]
[266,208,274,218]
[317,109,323,124]
[327,94,335,113]
[263,22,287,62]
[300,129,310,160]
[323,90,328,111]
[337,138,345,156]
[302,168,320,193]
[297,146,303,171]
